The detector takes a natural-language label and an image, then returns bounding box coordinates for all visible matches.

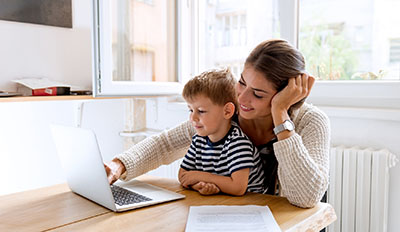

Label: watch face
[284,120,294,131]
[273,119,295,135]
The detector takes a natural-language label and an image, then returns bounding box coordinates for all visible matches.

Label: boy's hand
[180,170,211,188]
[179,168,249,196]
[192,182,220,195]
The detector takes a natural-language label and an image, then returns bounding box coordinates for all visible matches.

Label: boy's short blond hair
[182,69,237,108]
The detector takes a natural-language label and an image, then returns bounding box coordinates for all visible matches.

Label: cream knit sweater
[116,103,331,208]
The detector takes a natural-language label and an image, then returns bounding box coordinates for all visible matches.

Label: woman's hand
[271,73,315,113]
[104,158,126,185]
[270,74,315,140]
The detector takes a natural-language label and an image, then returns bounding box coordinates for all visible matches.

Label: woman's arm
[179,168,250,196]
[115,120,195,181]
[274,105,330,208]
[269,74,329,208]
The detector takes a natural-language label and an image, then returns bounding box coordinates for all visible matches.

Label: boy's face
[186,94,230,142]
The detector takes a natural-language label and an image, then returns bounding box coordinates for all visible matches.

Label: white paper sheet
[13,78,70,89]
[185,205,281,232]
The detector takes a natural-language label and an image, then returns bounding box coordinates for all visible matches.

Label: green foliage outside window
[300,24,359,80]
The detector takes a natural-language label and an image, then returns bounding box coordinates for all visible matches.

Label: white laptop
[50,124,185,212]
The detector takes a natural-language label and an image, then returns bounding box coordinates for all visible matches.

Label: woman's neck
[238,115,276,146]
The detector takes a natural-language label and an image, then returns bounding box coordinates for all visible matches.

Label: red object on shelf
[13,78,71,96]
[31,87,70,96]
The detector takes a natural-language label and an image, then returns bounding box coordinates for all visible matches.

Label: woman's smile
[239,104,253,112]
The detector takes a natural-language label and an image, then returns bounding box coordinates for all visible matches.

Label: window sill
[308,81,400,109]
[318,105,400,122]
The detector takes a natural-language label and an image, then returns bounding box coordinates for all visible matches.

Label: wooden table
[0,175,336,232]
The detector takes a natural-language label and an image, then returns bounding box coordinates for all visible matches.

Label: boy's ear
[223,102,235,119]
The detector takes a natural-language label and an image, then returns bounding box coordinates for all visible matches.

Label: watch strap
[273,119,294,135]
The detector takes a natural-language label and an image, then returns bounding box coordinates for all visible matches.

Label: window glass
[111,0,176,82]
[198,0,280,80]
[299,0,400,80]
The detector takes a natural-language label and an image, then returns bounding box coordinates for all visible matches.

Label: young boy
[178,69,266,196]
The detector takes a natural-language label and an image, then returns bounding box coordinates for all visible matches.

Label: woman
[105,39,330,208]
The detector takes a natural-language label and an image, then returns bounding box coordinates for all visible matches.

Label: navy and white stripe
[181,122,266,193]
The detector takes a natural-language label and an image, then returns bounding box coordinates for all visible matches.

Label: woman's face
[235,64,278,120]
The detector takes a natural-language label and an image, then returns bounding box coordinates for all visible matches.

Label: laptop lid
[51,124,185,212]
[51,124,117,211]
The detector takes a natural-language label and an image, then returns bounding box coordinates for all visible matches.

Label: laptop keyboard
[111,185,152,206]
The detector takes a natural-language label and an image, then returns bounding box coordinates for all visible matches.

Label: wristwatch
[273,119,295,135]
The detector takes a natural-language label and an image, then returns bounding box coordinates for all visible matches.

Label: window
[196,0,280,80]
[296,0,400,108]
[93,0,179,96]
[131,47,155,82]
[93,0,287,95]
[136,0,154,5]
[216,13,246,48]
[93,0,399,108]
[299,0,400,81]
[390,38,400,64]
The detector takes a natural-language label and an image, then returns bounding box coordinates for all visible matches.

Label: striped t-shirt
[180,122,266,193]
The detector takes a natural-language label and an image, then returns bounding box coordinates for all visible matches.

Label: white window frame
[92,0,183,97]
[178,0,199,84]
[288,0,400,109]
[92,0,400,108]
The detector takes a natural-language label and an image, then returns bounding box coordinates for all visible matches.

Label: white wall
[0,0,92,92]
[320,106,400,232]
[0,0,128,196]
[0,99,127,196]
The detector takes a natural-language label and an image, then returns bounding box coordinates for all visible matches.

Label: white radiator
[328,146,398,232]
[146,158,183,180]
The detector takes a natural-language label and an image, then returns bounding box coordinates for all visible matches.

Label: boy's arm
[179,168,250,196]
[178,167,188,185]
[179,167,221,195]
